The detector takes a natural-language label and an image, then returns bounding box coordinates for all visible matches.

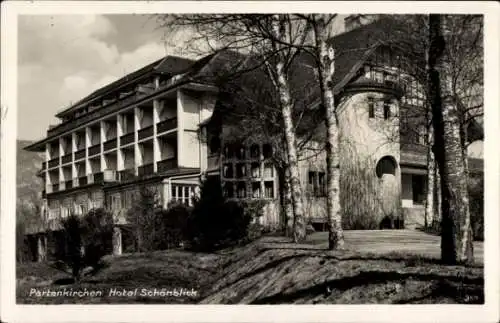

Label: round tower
[337,72,403,229]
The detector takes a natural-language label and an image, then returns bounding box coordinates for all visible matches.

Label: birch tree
[428,14,473,264]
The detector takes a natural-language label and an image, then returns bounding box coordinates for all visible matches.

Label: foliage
[468,174,483,241]
[125,185,162,252]
[55,208,113,281]
[155,202,191,250]
[184,176,256,251]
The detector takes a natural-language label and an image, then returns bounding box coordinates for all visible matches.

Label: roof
[55,55,195,118]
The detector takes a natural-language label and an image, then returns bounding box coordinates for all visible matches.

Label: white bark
[313,14,344,249]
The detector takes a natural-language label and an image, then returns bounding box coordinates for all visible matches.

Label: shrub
[155,202,190,249]
[55,208,113,282]
[468,175,483,241]
[184,176,254,251]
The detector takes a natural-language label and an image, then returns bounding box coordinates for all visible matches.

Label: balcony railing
[52,183,59,192]
[138,125,154,140]
[88,144,101,156]
[120,132,134,146]
[137,84,155,95]
[79,176,88,186]
[65,180,73,190]
[157,158,177,173]
[103,138,117,151]
[73,178,79,187]
[62,154,72,164]
[138,163,154,177]
[118,169,136,181]
[48,158,59,168]
[103,169,119,182]
[75,149,86,160]
[157,117,177,134]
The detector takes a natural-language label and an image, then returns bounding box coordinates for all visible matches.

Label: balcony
[103,138,117,151]
[94,171,104,183]
[103,169,119,182]
[157,158,177,173]
[48,158,59,168]
[137,84,155,95]
[79,176,88,186]
[62,153,72,164]
[47,92,137,138]
[75,149,86,160]
[157,117,177,134]
[42,161,47,170]
[88,144,101,157]
[65,180,73,190]
[73,178,79,187]
[118,169,136,181]
[138,125,154,140]
[120,132,134,146]
[52,183,59,192]
[138,163,154,177]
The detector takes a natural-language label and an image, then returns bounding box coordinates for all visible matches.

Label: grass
[17,231,484,304]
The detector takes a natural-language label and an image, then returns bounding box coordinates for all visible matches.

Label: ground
[17,230,484,304]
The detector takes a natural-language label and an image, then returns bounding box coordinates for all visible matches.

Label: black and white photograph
[1,1,499,322]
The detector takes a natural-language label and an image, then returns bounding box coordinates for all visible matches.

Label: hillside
[16,140,45,212]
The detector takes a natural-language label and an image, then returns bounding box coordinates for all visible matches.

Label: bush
[155,203,190,249]
[468,175,483,241]
[56,208,113,281]
[184,176,254,251]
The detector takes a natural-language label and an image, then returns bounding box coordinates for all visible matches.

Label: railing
[120,132,134,146]
[157,117,177,134]
[62,154,72,164]
[79,176,88,186]
[138,163,154,177]
[88,144,101,156]
[103,138,117,151]
[103,169,118,182]
[73,178,79,187]
[138,125,154,140]
[118,169,136,181]
[52,183,59,192]
[65,180,73,190]
[75,149,86,160]
[157,158,177,173]
[48,158,59,168]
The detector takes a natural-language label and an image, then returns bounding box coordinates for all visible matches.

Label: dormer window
[368,97,375,118]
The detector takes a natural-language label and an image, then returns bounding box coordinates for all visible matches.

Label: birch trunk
[425,120,435,228]
[270,15,306,242]
[314,14,344,250]
[428,14,473,264]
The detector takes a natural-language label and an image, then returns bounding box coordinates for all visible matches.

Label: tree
[307,14,345,249]
[161,14,311,241]
[428,14,473,264]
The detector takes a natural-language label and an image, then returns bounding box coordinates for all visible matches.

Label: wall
[338,90,402,228]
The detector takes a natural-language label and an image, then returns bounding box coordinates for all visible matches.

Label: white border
[2,1,499,323]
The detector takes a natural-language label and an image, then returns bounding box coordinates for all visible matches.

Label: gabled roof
[55,55,195,118]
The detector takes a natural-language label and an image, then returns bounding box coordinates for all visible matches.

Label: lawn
[17,230,484,304]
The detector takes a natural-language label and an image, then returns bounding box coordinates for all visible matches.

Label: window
[223,182,234,198]
[223,163,233,178]
[383,100,391,120]
[376,156,397,178]
[264,181,274,198]
[263,144,273,159]
[236,182,246,198]
[251,162,260,178]
[223,144,234,159]
[368,97,375,118]
[252,182,261,198]
[412,175,426,204]
[235,145,246,160]
[263,163,274,178]
[308,171,326,197]
[250,144,260,159]
[236,163,246,178]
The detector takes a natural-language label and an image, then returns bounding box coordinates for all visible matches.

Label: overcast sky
[18,14,193,141]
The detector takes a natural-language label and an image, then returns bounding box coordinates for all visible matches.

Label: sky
[18,14,194,141]
[17,14,482,157]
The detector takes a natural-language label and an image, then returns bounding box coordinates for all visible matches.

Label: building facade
[25,16,483,260]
